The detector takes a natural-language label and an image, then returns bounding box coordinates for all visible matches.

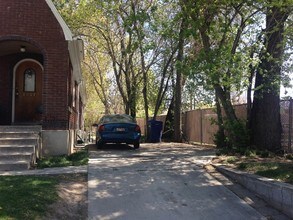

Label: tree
[174,2,188,142]
[250,3,291,151]
[53,0,292,150]
[53,0,180,124]
[75,0,179,122]
[151,0,181,122]
[183,0,260,148]
[128,0,163,133]
[83,43,111,114]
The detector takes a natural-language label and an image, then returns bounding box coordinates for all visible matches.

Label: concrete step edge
[0,144,36,148]
[0,137,38,140]
[0,152,33,156]
[0,160,30,165]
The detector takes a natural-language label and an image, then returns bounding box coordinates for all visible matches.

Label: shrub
[214,118,249,150]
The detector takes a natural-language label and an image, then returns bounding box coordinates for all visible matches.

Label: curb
[213,165,293,219]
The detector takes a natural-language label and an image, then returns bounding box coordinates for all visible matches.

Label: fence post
[289,99,292,153]
[200,108,203,146]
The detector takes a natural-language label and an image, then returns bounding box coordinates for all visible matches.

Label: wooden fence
[137,100,293,152]
[281,99,293,153]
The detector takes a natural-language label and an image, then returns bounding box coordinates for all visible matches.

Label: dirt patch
[212,155,292,168]
[211,155,293,184]
[42,174,87,220]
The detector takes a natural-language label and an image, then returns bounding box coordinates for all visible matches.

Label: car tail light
[98,125,105,132]
[135,125,141,133]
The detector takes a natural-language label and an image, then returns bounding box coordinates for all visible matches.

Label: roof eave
[45,0,73,41]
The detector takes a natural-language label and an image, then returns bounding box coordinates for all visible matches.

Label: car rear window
[99,114,136,124]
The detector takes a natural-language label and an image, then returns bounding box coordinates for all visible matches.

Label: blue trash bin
[148,120,163,142]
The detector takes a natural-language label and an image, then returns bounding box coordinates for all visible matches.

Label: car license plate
[116,128,125,132]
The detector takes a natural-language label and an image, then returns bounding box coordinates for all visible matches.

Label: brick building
[0,0,86,156]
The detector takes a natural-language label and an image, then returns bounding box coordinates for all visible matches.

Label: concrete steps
[0,160,31,171]
[0,126,41,171]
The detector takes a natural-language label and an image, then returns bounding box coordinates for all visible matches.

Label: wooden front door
[14,61,43,123]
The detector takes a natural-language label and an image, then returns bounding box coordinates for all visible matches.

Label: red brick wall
[0,0,71,129]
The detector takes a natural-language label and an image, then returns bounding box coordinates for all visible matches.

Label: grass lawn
[0,150,89,219]
[0,175,58,219]
[37,150,89,169]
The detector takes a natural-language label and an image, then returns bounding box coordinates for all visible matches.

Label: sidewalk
[0,165,87,176]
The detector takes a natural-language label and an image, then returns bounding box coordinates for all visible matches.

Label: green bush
[214,129,227,149]
[214,119,249,150]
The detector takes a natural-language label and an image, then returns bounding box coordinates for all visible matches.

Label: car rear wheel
[134,142,140,149]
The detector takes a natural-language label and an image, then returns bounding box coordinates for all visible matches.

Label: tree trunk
[163,96,175,141]
[141,49,149,137]
[174,15,187,142]
[214,84,238,123]
[215,93,226,148]
[130,91,136,118]
[246,50,255,128]
[250,6,289,151]
[153,49,177,120]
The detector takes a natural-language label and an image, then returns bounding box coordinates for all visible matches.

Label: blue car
[96,114,141,149]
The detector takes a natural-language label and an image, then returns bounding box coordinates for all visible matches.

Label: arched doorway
[12,59,43,124]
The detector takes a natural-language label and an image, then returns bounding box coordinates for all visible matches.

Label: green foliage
[67,150,89,165]
[227,120,250,149]
[52,0,292,149]
[214,119,249,150]
[37,150,88,169]
[214,129,227,150]
[0,176,58,219]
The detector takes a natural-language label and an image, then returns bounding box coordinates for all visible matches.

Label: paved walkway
[0,165,87,176]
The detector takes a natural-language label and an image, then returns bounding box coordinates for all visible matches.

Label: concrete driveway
[88,143,265,220]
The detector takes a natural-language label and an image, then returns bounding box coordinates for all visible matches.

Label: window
[24,68,36,92]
